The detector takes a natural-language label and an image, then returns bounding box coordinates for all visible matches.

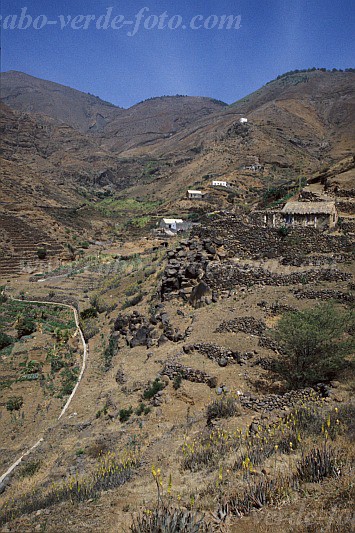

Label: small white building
[160,218,184,231]
[187,190,203,200]
[239,117,248,124]
[212,180,228,188]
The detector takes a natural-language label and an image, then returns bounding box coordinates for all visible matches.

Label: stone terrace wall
[192,213,352,262]
[205,261,351,291]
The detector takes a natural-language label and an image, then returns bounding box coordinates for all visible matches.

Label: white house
[239,117,248,124]
[187,190,203,199]
[160,218,184,231]
[212,180,228,188]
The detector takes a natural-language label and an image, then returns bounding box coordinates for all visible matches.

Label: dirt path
[0,298,88,487]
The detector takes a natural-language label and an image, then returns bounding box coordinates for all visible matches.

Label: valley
[0,69,354,532]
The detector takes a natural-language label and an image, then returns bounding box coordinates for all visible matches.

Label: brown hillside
[0,70,123,134]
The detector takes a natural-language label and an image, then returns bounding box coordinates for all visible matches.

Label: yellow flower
[218,466,223,482]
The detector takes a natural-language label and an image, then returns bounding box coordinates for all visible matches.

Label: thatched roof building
[281,201,338,228]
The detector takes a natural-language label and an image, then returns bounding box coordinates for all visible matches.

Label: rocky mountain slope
[0,70,354,276]
[0,70,123,134]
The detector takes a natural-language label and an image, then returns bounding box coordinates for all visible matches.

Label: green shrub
[135,402,151,416]
[206,396,240,423]
[130,505,208,532]
[6,396,23,412]
[104,334,119,371]
[81,318,100,341]
[58,367,79,397]
[122,293,144,309]
[119,406,133,422]
[80,307,98,320]
[173,373,183,390]
[278,225,289,237]
[19,461,41,478]
[296,445,343,483]
[0,332,14,350]
[273,302,354,388]
[37,247,47,260]
[50,356,65,373]
[143,378,164,400]
[17,317,36,338]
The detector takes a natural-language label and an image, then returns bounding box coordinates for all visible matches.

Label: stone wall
[336,201,355,214]
[293,288,354,303]
[205,261,350,291]
[215,316,266,336]
[240,387,322,413]
[159,213,353,303]
[183,342,241,366]
[192,214,352,262]
[162,361,217,388]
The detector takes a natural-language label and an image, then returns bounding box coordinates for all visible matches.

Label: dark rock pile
[293,288,354,303]
[160,237,221,304]
[257,300,296,315]
[216,317,266,336]
[114,307,190,348]
[183,342,241,366]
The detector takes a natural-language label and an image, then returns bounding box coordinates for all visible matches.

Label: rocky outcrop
[114,307,191,348]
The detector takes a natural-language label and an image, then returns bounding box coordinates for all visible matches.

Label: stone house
[281,201,338,228]
[254,201,338,229]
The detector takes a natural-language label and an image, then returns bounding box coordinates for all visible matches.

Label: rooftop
[282,201,336,215]
[162,218,184,224]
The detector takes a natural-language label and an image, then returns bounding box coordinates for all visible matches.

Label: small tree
[273,302,354,388]
[37,247,47,260]
[0,332,13,350]
[6,396,24,412]
[17,317,36,338]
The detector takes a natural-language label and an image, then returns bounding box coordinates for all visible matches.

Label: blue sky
[1,0,354,108]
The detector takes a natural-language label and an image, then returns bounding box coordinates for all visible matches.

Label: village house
[212,180,228,188]
[239,117,248,124]
[244,164,263,172]
[187,190,203,200]
[160,218,184,232]
[257,201,338,229]
[281,201,338,228]
[159,218,194,235]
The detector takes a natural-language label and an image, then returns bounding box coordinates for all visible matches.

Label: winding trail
[0,298,88,487]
